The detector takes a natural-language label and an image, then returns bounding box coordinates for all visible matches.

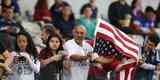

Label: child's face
[83,7,93,18]
[17,35,28,51]
[49,37,60,50]
[144,40,155,50]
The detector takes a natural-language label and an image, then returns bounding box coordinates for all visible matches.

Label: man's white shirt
[63,39,93,80]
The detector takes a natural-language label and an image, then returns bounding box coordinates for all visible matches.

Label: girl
[9,32,40,80]
[39,34,64,80]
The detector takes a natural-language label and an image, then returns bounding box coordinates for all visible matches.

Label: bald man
[63,25,98,80]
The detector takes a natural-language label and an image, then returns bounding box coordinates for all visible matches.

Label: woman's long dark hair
[80,3,92,15]
[15,32,38,59]
[45,34,63,54]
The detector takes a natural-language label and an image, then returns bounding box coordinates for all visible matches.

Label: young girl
[39,34,64,80]
[8,32,40,80]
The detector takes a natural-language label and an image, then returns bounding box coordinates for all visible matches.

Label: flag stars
[94,38,118,56]
[107,41,110,44]
[109,45,112,48]
[105,48,108,51]
[112,49,115,52]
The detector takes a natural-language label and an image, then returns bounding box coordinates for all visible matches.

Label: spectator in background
[131,6,156,35]
[0,6,24,51]
[0,5,24,35]
[8,32,40,80]
[39,34,64,80]
[108,0,133,34]
[0,5,3,19]
[40,24,60,47]
[0,43,13,80]
[1,0,21,16]
[33,0,52,22]
[79,4,97,40]
[53,4,76,40]
[156,3,160,28]
[131,0,143,21]
[50,0,68,20]
[81,0,98,19]
[134,36,160,80]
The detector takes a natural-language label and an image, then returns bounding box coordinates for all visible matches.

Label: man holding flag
[88,19,140,80]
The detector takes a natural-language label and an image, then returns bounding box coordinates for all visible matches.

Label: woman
[53,4,76,40]
[39,34,64,80]
[8,32,40,80]
[79,4,97,40]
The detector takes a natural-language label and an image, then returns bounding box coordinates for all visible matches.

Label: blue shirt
[53,16,75,38]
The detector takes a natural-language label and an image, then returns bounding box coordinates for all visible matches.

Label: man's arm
[3,50,13,66]
[94,56,113,64]
[70,54,88,61]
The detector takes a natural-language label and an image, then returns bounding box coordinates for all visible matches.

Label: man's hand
[70,54,89,61]
[51,54,62,61]
[5,26,15,33]
[138,59,144,65]
[41,59,50,65]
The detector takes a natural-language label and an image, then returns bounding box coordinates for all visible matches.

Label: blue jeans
[134,68,154,80]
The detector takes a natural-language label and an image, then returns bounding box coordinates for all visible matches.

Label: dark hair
[157,3,160,11]
[46,34,63,54]
[15,32,38,59]
[60,3,75,21]
[42,24,62,37]
[43,24,56,35]
[80,3,92,15]
[148,35,160,46]
[2,5,14,12]
[145,6,155,13]
[131,0,138,10]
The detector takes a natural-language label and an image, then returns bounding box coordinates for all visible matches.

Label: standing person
[63,26,98,80]
[134,36,160,80]
[38,34,64,80]
[8,32,40,80]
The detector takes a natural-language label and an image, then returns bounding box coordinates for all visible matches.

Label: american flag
[93,19,139,61]
[94,37,123,60]
[93,19,139,80]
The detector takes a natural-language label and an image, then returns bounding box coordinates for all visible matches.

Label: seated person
[0,5,25,51]
[0,5,24,35]
[131,6,156,35]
